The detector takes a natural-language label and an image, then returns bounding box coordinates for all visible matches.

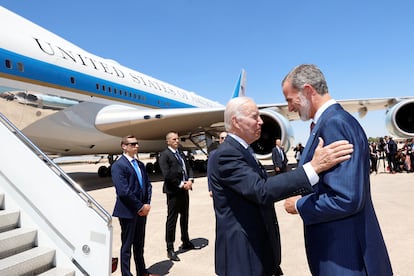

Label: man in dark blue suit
[283,64,393,275]
[271,138,288,174]
[112,135,154,276]
[209,97,354,276]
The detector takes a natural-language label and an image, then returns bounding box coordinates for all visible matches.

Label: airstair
[0,112,113,275]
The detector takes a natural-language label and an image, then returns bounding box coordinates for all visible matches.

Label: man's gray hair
[282,64,329,95]
[224,97,253,131]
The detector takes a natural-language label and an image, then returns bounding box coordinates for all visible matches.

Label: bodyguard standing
[158,131,195,262]
[112,135,153,276]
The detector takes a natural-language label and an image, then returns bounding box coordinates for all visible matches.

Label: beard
[298,92,311,121]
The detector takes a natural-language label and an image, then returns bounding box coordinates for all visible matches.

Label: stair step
[0,228,37,259]
[38,267,76,276]
[0,247,55,275]
[0,210,19,233]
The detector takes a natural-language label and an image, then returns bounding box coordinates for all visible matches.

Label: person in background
[385,136,398,173]
[111,135,155,276]
[158,131,195,262]
[370,142,379,174]
[282,64,392,275]
[207,131,227,197]
[272,138,288,174]
[209,96,353,276]
[294,143,304,166]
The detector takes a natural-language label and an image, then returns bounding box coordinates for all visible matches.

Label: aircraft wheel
[199,160,207,173]
[146,163,154,174]
[154,161,161,173]
[98,165,108,177]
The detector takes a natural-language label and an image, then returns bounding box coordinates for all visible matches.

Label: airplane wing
[257,97,409,121]
[93,95,413,161]
[95,105,225,139]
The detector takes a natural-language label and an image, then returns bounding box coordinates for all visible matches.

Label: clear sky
[2,1,413,145]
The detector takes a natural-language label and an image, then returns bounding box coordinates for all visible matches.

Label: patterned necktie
[175,151,188,180]
[247,146,258,163]
[248,146,266,177]
[131,159,143,187]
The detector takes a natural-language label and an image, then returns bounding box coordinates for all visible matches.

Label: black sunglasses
[126,142,139,146]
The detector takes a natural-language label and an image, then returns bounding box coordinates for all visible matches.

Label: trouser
[166,192,190,249]
[119,216,147,276]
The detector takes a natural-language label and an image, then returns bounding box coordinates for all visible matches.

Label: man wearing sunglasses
[112,135,155,276]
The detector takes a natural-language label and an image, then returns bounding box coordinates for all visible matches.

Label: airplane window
[124,91,127,96]
[70,77,75,84]
[96,83,100,90]
[102,85,106,91]
[114,88,117,94]
[108,87,112,93]
[17,62,24,72]
[5,59,12,69]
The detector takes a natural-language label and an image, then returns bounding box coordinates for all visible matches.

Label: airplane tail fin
[231,69,246,98]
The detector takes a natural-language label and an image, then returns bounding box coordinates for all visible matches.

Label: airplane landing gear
[97,154,117,177]
[98,165,111,177]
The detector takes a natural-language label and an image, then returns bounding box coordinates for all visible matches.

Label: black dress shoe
[180,241,195,250]
[167,250,180,261]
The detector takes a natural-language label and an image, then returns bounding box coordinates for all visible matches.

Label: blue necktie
[131,159,143,187]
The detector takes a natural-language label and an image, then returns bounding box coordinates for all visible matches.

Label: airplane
[1,6,413,177]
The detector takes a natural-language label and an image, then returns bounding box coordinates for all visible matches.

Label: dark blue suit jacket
[271,146,288,171]
[111,155,152,219]
[209,135,313,276]
[298,103,392,275]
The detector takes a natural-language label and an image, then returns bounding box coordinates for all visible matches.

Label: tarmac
[62,158,414,276]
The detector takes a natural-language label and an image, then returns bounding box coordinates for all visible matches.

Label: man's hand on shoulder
[311,138,353,174]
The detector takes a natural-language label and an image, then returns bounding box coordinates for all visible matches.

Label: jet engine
[385,99,414,138]
[251,108,295,160]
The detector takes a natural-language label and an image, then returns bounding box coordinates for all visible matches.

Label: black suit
[158,148,194,250]
[209,135,312,276]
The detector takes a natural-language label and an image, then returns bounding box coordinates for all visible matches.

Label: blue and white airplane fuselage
[0,6,224,158]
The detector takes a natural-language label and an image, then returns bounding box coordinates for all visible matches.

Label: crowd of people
[369,136,414,174]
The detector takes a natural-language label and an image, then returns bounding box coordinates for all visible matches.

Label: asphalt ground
[62,158,414,276]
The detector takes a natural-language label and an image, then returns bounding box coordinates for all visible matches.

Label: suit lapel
[300,104,343,166]
[227,136,267,178]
